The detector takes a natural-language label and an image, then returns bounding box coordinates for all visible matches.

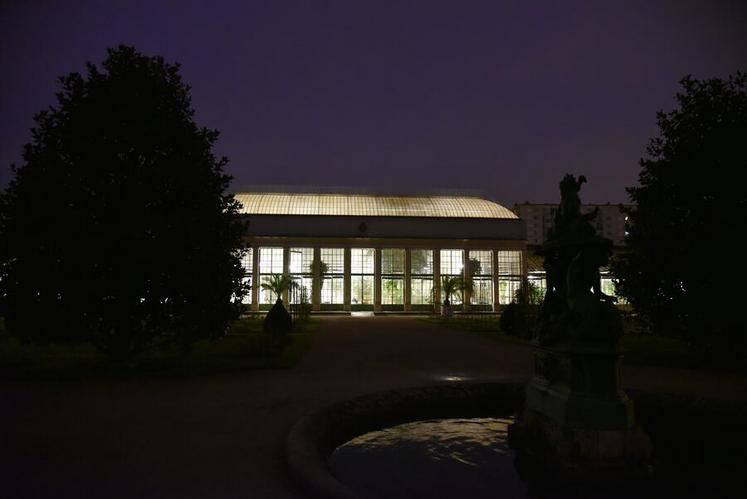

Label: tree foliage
[612,73,747,360]
[0,46,247,362]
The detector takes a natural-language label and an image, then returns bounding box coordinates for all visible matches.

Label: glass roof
[234,193,517,219]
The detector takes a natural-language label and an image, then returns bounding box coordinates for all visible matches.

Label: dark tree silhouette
[613,73,747,361]
[0,46,247,362]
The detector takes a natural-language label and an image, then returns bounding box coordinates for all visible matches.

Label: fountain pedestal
[510,344,652,479]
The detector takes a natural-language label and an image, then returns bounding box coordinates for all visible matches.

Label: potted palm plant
[261,274,298,335]
[440,275,471,318]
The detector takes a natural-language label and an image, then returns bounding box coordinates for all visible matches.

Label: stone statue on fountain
[508,174,652,482]
[535,174,621,348]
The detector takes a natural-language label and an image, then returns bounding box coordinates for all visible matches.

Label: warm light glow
[235,193,517,219]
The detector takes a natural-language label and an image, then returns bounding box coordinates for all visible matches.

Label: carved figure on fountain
[510,174,652,481]
[535,174,619,348]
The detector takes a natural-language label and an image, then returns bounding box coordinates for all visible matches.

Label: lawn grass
[0,317,319,380]
[422,315,698,368]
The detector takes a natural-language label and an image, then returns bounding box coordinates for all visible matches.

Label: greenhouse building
[236,191,526,313]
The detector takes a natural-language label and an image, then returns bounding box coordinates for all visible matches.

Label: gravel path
[1,316,744,499]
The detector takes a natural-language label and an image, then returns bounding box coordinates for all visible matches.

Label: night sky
[2,1,745,205]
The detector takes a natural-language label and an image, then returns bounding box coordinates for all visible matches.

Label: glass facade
[351,248,374,306]
[469,250,493,307]
[381,248,405,306]
[440,249,464,304]
[259,247,284,304]
[241,245,627,313]
[321,248,344,305]
[497,250,522,304]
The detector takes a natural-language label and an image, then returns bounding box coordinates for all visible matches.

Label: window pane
[321,248,344,274]
[497,251,522,276]
[381,248,405,275]
[471,276,493,305]
[499,278,522,304]
[382,277,404,304]
[468,250,492,276]
[289,247,314,274]
[440,249,463,275]
[411,277,433,305]
[351,275,373,304]
[321,276,344,304]
[259,247,284,274]
[411,249,433,275]
[351,248,374,274]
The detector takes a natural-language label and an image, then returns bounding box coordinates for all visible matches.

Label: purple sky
[1,1,745,205]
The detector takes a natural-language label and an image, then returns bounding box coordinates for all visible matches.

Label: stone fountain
[508,174,652,480]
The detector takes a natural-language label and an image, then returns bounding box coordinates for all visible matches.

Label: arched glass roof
[234,193,517,219]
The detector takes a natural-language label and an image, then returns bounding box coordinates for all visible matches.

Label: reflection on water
[329,417,529,499]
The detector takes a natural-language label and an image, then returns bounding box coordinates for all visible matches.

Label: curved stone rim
[285,381,525,499]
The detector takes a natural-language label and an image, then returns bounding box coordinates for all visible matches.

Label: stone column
[343,247,351,312]
[492,249,500,313]
[312,247,321,312]
[404,249,412,312]
[374,248,382,312]
[433,249,441,313]
[282,247,290,304]
[251,246,260,312]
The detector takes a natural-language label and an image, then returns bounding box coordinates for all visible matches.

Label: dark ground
[1,316,745,499]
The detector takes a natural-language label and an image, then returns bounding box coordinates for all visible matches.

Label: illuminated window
[411,277,433,305]
[497,251,522,276]
[440,249,464,304]
[351,248,374,306]
[497,251,522,305]
[440,249,463,276]
[289,248,313,304]
[321,248,344,274]
[499,279,522,305]
[289,247,314,274]
[259,247,284,304]
[260,247,283,274]
[411,249,433,305]
[381,248,405,275]
[469,250,493,306]
[381,249,404,305]
[321,248,344,305]
[411,249,433,275]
